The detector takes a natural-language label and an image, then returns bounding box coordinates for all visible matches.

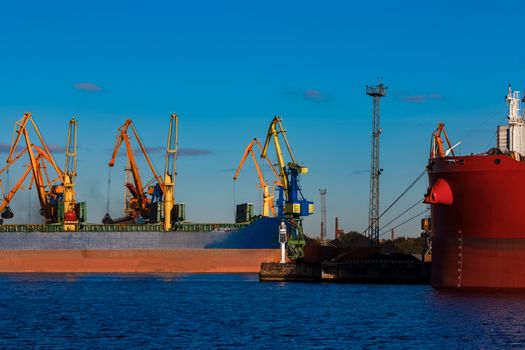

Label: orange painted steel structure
[430,122,455,159]
[0,149,47,213]
[108,119,164,219]
[2,113,65,221]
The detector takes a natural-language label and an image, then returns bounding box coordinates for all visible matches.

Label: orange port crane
[0,113,80,229]
[0,146,48,218]
[108,119,164,221]
[430,122,460,158]
[233,138,282,217]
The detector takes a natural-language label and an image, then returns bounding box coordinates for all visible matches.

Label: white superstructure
[497,85,525,157]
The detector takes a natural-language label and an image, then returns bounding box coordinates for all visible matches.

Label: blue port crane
[260,115,313,261]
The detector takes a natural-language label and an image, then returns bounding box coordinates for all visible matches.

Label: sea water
[0,274,524,349]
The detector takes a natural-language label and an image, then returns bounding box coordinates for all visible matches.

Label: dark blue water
[1,274,525,349]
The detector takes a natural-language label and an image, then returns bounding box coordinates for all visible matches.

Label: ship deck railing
[0,222,250,233]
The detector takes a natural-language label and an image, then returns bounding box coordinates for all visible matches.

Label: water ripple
[0,274,525,349]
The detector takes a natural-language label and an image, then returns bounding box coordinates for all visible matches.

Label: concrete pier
[259,262,321,282]
[260,257,430,284]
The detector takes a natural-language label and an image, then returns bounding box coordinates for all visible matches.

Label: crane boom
[234,138,282,217]
[0,148,29,174]
[22,119,47,209]
[110,121,146,208]
[431,122,455,158]
[234,138,281,184]
[0,154,43,213]
[130,123,164,190]
[8,113,63,178]
[62,118,78,229]
[261,116,290,194]
[6,113,64,217]
[108,119,164,221]
[163,113,178,231]
[259,115,313,261]
[65,118,78,180]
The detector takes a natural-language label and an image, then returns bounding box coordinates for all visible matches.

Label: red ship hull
[428,154,525,288]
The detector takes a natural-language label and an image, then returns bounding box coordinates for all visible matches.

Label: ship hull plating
[429,155,525,288]
[0,217,282,273]
[0,249,280,273]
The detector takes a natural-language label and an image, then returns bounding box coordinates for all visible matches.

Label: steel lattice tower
[319,189,327,243]
[366,83,387,245]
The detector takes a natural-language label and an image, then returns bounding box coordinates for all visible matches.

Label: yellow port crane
[163,113,178,231]
[261,116,294,194]
[63,118,79,230]
[0,113,82,230]
[233,138,282,217]
[108,119,164,222]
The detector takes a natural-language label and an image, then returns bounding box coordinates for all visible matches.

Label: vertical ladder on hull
[457,230,463,288]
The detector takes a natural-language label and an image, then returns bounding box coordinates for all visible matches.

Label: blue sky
[0,0,524,238]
